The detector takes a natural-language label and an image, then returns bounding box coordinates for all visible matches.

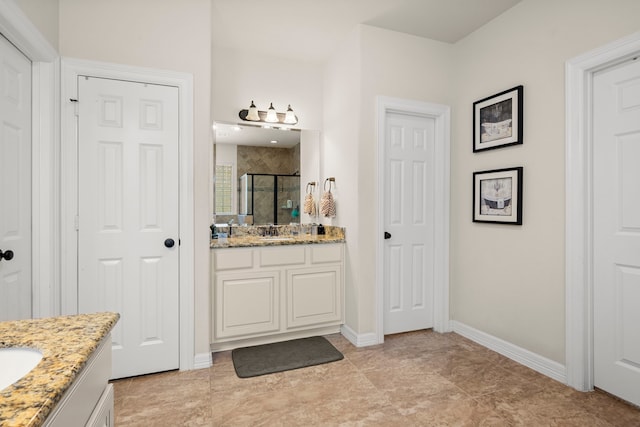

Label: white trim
[565,31,640,392]
[340,324,379,348]
[451,321,566,384]
[193,352,213,370]
[0,0,60,319]
[375,96,451,344]
[0,0,57,61]
[31,59,61,318]
[60,58,196,371]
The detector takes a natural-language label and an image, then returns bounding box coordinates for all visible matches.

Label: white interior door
[77,76,179,379]
[0,34,31,321]
[383,112,435,335]
[593,57,640,406]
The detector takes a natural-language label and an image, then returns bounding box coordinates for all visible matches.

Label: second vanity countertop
[0,312,119,427]
[210,224,345,249]
[211,234,345,249]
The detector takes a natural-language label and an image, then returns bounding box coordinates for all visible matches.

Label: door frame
[0,1,60,319]
[60,58,195,371]
[565,31,640,392]
[375,96,451,344]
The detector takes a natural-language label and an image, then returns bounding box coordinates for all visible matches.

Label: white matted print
[473,86,523,152]
[473,167,523,225]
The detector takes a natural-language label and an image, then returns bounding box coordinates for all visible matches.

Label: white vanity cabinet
[211,243,344,351]
[44,335,114,427]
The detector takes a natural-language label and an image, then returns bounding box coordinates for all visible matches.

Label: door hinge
[74,215,79,230]
[70,98,79,116]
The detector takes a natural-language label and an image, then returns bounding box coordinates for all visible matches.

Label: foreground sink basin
[0,347,43,391]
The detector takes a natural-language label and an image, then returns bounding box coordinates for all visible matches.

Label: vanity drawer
[260,246,305,267]
[311,244,343,264]
[214,249,254,271]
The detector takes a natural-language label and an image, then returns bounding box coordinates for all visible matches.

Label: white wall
[323,25,453,334]
[211,46,323,131]
[14,0,59,50]
[323,28,362,329]
[324,0,640,364]
[211,46,325,222]
[58,0,212,357]
[450,0,640,363]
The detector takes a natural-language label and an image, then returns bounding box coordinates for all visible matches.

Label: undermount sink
[260,237,294,241]
[0,347,43,391]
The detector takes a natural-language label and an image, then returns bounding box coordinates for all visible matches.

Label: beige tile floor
[112,330,640,426]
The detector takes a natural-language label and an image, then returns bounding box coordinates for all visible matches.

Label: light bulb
[246,100,260,121]
[284,104,297,124]
[265,102,278,123]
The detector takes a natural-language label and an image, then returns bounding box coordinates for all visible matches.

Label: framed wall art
[473,85,523,152]
[473,167,523,225]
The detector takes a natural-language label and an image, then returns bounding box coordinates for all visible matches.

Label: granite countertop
[211,233,346,249]
[211,224,346,249]
[0,312,119,427]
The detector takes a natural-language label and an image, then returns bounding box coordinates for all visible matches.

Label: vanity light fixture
[239,101,298,125]
[265,103,278,123]
[245,100,260,121]
[284,105,296,124]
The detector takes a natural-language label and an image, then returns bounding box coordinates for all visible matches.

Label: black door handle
[164,239,175,248]
[0,249,14,261]
[384,232,391,240]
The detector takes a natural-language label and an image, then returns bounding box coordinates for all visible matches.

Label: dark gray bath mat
[231,336,344,378]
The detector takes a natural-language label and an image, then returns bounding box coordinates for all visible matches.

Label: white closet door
[383,112,435,334]
[78,76,180,379]
[593,57,640,407]
[0,34,31,321]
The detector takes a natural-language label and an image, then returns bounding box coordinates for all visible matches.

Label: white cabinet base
[44,335,113,427]
[211,244,344,352]
[210,324,341,352]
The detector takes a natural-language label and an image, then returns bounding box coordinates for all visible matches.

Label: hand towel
[320,190,336,218]
[303,192,317,216]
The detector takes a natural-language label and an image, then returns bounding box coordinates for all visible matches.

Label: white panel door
[78,76,179,379]
[0,34,31,321]
[383,112,435,334]
[593,57,640,406]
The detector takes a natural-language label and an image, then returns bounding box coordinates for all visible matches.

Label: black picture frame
[473,167,523,225]
[473,85,523,152]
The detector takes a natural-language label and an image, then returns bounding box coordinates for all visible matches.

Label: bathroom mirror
[213,122,305,225]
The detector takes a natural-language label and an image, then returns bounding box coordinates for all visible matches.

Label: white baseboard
[340,324,379,347]
[450,320,566,384]
[193,352,212,370]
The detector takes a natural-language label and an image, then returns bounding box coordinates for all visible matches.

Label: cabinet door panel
[287,266,342,328]
[214,249,254,271]
[260,246,305,267]
[311,244,343,264]
[215,271,279,339]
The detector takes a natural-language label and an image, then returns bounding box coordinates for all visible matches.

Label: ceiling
[212,0,522,62]
[214,122,301,148]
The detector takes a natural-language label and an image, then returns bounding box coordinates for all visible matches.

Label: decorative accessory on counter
[320,177,336,218]
[303,181,317,216]
[239,101,298,126]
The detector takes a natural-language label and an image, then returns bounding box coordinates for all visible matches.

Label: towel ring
[306,182,316,194]
[324,177,335,192]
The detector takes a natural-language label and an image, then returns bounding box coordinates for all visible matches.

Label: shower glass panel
[239,173,300,225]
